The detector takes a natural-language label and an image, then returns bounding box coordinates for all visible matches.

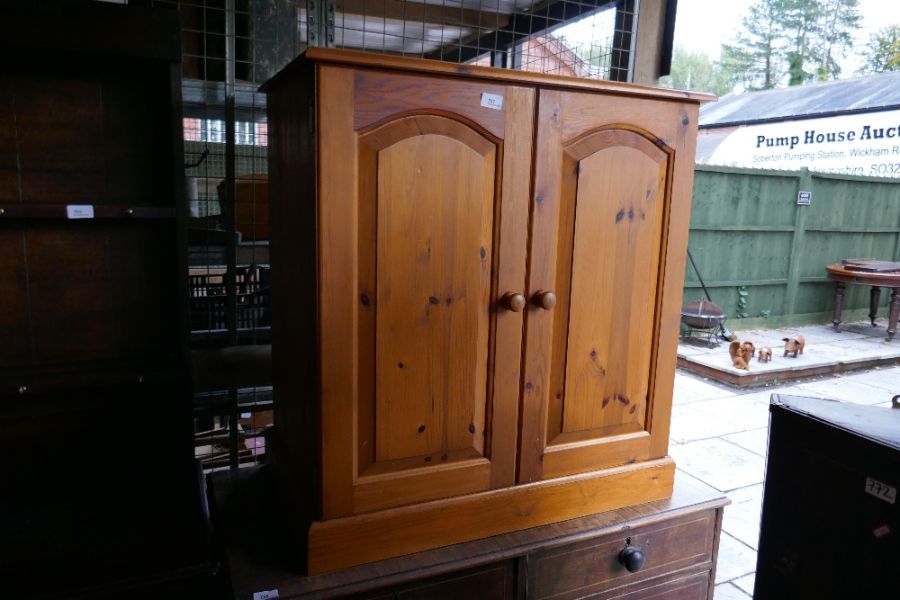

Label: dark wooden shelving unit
[0,1,214,596]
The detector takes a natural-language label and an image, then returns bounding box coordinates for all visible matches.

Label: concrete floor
[670,322,900,599]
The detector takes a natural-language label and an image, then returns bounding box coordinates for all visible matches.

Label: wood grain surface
[308,458,676,574]
[262,47,715,104]
[519,90,696,482]
[528,510,715,598]
[264,51,704,573]
[214,466,726,599]
[372,119,494,462]
[354,70,508,139]
[313,66,535,517]
[317,66,358,519]
[560,130,666,436]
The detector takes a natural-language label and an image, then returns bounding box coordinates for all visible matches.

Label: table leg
[832,282,845,331]
[869,286,881,327]
[888,289,899,341]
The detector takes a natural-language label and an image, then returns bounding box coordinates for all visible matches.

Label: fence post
[783,168,812,318]
[896,219,900,262]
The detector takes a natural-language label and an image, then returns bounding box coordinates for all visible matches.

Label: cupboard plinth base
[308,457,675,574]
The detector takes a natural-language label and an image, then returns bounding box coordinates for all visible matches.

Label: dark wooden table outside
[826,259,900,341]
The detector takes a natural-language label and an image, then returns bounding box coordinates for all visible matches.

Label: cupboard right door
[518,89,698,483]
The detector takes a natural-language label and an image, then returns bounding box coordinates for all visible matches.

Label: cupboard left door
[316,65,535,518]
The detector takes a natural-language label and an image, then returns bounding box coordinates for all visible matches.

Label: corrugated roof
[699,71,900,128]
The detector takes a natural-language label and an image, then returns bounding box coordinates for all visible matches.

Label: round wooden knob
[618,545,645,573]
[532,290,557,310]
[500,292,526,312]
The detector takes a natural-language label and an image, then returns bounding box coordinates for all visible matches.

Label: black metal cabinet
[756,395,900,599]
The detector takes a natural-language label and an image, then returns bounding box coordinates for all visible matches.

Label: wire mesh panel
[320,0,635,80]
[146,0,639,472]
[148,0,294,471]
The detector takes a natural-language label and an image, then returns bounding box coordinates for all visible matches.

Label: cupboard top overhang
[260,47,716,105]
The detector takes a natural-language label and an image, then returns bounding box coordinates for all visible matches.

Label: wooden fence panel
[683,166,900,330]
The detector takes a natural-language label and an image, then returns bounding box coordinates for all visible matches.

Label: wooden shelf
[0,202,176,220]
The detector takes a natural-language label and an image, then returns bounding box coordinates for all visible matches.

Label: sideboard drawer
[396,561,516,600]
[346,560,518,600]
[528,510,717,599]
[603,571,711,600]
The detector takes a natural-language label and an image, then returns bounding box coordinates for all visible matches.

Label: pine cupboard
[263,48,711,575]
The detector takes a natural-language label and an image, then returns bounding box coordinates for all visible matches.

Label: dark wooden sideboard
[209,466,727,600]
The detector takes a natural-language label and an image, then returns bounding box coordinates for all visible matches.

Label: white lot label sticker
[480,92,503,110]
[865,477,896,504]
[253,590,279,600]
[66,205,95,219]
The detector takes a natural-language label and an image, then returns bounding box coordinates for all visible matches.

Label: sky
[673,0,900,76]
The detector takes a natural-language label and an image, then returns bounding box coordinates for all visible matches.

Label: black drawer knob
[618,545,645,572]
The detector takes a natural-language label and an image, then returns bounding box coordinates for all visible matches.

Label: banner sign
[703,109,900,178]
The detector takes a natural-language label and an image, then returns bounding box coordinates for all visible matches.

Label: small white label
[253,590,280,600]
[797,190,811,205]
[865,477,896,504]
[66,205,95,219]
[480,92,504,110]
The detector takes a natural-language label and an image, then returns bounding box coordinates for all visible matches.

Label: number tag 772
[865,477,897,504]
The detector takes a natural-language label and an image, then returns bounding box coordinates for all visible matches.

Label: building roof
[699,71,900,128]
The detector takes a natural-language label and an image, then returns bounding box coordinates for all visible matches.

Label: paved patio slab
[733,573,756,597]
[714,531,758,584]
[669,438,766,492]
[714,582,752,599]
[677,321,900,387]
[722,428,769,457]
[721,484,764,551]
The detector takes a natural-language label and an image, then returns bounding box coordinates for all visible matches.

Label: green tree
[782,0,822,85]
[814,0,861,80]
[858,25,900,73]
[720,0,861,89]
[659,47,734,96]
[719,0,787,91]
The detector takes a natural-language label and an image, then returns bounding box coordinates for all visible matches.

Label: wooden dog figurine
[729,340,752,371]
[758,347,772,363]
[782,335,805,357]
